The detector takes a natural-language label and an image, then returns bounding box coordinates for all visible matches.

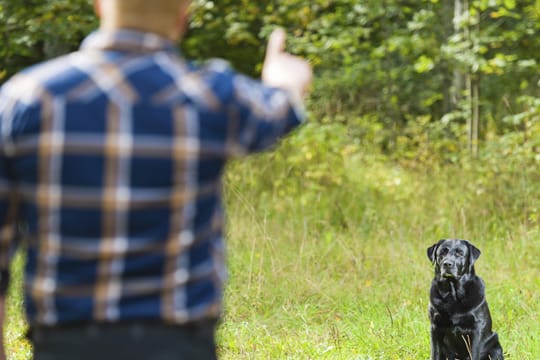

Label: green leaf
[414,55,435,73]
[504,0,516,10]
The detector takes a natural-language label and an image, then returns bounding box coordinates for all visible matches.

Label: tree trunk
[471,77,479,158]
[452,0,465,109]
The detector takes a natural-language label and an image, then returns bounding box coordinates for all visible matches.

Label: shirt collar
[80,29,178,53]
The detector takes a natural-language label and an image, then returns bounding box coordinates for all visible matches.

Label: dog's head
[427,239,481,280]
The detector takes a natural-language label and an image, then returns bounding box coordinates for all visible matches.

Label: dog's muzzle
[440,259,459,278]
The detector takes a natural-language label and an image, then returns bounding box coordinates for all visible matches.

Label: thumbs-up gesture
[262,28,312,103]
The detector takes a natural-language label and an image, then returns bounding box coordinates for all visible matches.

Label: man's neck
[100,22,176,40]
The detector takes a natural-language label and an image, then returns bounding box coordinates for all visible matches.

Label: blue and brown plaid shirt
[0,29,304,326]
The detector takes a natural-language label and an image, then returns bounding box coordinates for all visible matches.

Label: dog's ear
[464,240,481,271]
[427,239,445,263]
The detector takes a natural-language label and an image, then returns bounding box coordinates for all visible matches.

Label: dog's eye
[455,249,464,256]
[440,248,449,255]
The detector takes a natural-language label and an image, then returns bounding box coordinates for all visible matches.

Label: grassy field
[4,152,540,359]
[217,153,540,359]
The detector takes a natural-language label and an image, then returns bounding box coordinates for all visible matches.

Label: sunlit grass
[5,254,31,360]
[217,153,539,359]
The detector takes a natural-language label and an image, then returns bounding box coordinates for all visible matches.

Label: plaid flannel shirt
[0,29,304,326]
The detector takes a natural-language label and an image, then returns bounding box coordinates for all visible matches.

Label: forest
[1,0,539,359]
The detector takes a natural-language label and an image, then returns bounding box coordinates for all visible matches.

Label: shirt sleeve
[0,91,21,295]
[223,70,306,158]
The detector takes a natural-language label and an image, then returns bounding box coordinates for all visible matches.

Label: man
[0,0,312,358]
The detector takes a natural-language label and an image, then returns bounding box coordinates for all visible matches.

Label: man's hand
[262,28,312,103]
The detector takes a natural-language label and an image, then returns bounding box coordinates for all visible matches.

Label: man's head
[94,0,191,40]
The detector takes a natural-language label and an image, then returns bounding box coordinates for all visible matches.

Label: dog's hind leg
[481,333,504,360]
[486,347,504,360]
[430,339,456,360]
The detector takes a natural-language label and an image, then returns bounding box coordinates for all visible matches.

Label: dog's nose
[443,260,453,268]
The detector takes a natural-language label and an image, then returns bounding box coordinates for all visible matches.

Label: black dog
[427,239,503,360]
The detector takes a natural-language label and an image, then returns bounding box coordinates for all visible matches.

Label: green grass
[4,153,540,359]
[217,153,540,359]
[5,253,31,360]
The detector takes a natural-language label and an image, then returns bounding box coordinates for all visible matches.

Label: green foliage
[0,0,96,82]
[183,0,264,75]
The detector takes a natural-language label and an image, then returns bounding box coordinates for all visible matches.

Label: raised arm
[262,28,312,106]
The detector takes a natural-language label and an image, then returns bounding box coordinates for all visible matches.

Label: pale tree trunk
[439,0,455,114]
[471,77,479,158]
[454,0,480,157]
[452,0,465,109]
[471,9,480,158]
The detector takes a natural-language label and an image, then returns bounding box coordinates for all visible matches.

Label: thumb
[265,28,286,60]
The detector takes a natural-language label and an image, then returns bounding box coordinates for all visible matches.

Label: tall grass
[218,148,539,359]
[4,145,539,359]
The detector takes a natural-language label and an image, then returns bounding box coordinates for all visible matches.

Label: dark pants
[31,320,218,360]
